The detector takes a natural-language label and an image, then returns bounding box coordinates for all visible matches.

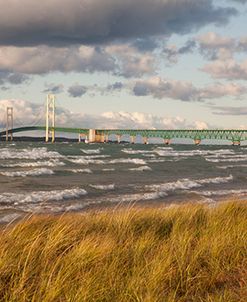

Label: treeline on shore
[0,201,246,301]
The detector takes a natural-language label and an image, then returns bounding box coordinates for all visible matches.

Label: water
[1,141,247,223]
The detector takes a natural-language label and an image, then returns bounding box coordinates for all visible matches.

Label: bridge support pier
[130,136,136,144]
[143,137,148,144]
[232,140,241,146]
[117,135,121,144]
[194,139,201,145]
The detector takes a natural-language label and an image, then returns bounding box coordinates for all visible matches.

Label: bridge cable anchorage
[45,94,56,143]
[6,107,14,142]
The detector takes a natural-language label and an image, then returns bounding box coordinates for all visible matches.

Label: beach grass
[0,201,246,301]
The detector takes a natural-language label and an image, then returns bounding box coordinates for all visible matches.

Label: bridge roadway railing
[96,129,247,143]
[1,127,247,143]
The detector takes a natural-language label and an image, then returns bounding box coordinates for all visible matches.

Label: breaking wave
[129,166,152,171]
[1,159,65,168]
[90,184,115,190]
[0,168,54,177]
[0,188,87,206]
[0,147,63,160]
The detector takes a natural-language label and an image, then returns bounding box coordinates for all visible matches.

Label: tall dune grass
[0,201,246,301]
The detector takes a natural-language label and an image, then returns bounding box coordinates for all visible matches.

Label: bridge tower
[6,107,13,141]
[45,94,56,143]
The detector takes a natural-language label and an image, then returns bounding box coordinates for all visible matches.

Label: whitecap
[109,158,146,165]
[0,168,54,177]
[0,147,63,160]
[2,159,65,168]
[71,169,92,174]
[129,166,152,171]
[0,188,88,206]
[90,184,115,190]
[81,149,101,154]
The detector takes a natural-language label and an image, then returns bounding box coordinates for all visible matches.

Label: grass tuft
[0,201,246,301]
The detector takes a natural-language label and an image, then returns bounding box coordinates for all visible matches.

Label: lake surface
[1,141,247,223]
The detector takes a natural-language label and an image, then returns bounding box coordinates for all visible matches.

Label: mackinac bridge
[0,95,246,146]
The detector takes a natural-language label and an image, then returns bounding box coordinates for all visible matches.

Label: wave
[0,168,54,177]
[71,169,93,174]
[129,166,152,171]
[0,188,88,206]
[109,158,146,165]
[0,213,21,224]
[122,149,154,155]
[68,157,146,165]
[198,189,247,197]
[68,158,105,165]
[217,164,247,169]
[102,168,115,171]
[154,148,236,158]
[0,147,63,160]
[81,148,102,154]
[145,175,233,194]
[1,159,65,168]
[90,184,115,190]
[205,156,247,163]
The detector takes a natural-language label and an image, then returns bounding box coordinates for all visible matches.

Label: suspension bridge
[0,95,246,145]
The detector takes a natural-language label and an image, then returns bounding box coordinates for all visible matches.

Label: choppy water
[1,141,247,223]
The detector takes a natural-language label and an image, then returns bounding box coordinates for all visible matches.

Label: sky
[1,0,247,131]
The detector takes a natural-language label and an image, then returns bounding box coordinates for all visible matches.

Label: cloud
[0,99,209,130]
[0,71,29,86]
[202,58,247,80]
[0,0,237,47]
[197,32,235,60]
[106,82,124,91]
[163,40,196,64]
[68,85,87,98]
[43,84,64,94]
[132,77,247,101]
[132,77,198,101]
[0,44,156,77]
[210,106,247,115]
[0,46,116,75]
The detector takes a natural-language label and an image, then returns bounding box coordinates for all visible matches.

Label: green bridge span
[1,126,247,145]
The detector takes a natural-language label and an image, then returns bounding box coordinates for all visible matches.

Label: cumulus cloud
[68,85,87,98]
[0,43,157,77]
[197,32,235,60]
[0,99,209,131]
[0,0,237,47]
[132,77,198,101]
[0,46,116,75]
[202,58,247,80]
[106,44,156,77]
[132,77,247,101]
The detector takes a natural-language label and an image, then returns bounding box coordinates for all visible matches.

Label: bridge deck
[1,126,247,142]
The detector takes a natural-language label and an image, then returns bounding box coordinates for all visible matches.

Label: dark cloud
[163,40,196,63]
[68,85,87,98]
[107,82,124,91]
[230,0,247,3]
[0,0,237,47]
[211,106,247,115]
[132,38,159,52]
[43,84,64,94]
[0,71,29,85]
